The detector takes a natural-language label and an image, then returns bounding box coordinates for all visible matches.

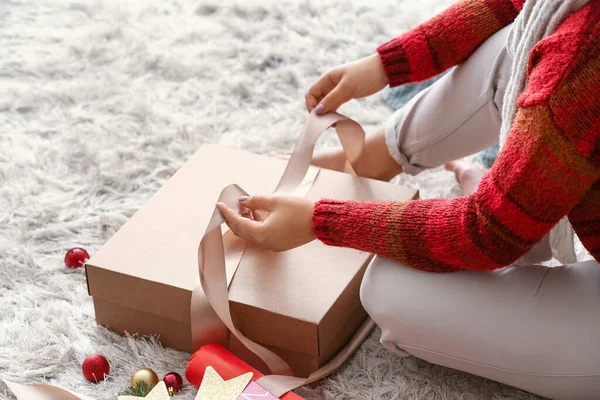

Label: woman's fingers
[252,210,267,222]
[305,91,319,113]
[238,195,275,211]
[216,202,263,242]
[317,84,347,114]
[305,72,337,112]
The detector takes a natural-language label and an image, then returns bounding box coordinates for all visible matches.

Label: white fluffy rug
[0,0,548,399]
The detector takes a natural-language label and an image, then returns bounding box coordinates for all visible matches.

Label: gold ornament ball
[131,368,159,390]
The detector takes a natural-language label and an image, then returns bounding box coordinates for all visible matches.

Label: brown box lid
[86,144,418,357]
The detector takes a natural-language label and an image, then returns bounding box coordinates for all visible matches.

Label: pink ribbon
[191,111,376,397]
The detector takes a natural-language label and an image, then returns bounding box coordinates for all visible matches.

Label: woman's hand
[306,53,388,115]
[216,195,316,252]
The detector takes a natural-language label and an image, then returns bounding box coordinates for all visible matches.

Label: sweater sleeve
[378,0,522,87]
[314,29,600,272]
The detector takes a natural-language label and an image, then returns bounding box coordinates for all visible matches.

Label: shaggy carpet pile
[0,0,555,398]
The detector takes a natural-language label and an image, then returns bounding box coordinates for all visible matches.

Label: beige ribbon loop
[192,110,376,396]
[191,232,250,350]
[274,113,365,194]
[199,184,295,377]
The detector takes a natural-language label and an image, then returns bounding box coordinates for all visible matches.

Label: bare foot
[444,160,487,196]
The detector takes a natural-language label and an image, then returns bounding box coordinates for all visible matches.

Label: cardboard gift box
[86,143,418,377]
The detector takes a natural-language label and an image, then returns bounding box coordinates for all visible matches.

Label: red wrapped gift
[187,344,303,400]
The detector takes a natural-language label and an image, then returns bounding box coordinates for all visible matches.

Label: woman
[216,1,600,398]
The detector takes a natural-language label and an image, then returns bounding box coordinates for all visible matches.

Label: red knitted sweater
[312,0,600,272]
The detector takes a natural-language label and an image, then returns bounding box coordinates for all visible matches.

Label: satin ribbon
[1,378,97,400]
[192,111,376,397]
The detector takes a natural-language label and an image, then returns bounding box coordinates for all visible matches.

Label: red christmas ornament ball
[82,355,110,383]
[65,247,89,268]
[163,372,183,395]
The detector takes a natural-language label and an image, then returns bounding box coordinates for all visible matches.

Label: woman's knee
[360,256,390,321]
[360,256,418,330]
[385,25,515,173]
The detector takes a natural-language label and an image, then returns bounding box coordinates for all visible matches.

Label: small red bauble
[82,355,110,383]
[163,372,183,395]
[65,248,89,269]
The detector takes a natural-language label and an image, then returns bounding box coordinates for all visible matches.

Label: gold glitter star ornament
[195,367,253,400]
[118,381,170,400]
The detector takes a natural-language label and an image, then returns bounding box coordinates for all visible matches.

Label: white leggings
[362,25,600,400]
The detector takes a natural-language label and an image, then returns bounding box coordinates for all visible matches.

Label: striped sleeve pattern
[314,5,600,271]
[377,0,523,87]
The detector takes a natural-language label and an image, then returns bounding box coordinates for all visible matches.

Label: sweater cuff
[312,199,345,246]
[312,199,396,250]
[377,38,411,88]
